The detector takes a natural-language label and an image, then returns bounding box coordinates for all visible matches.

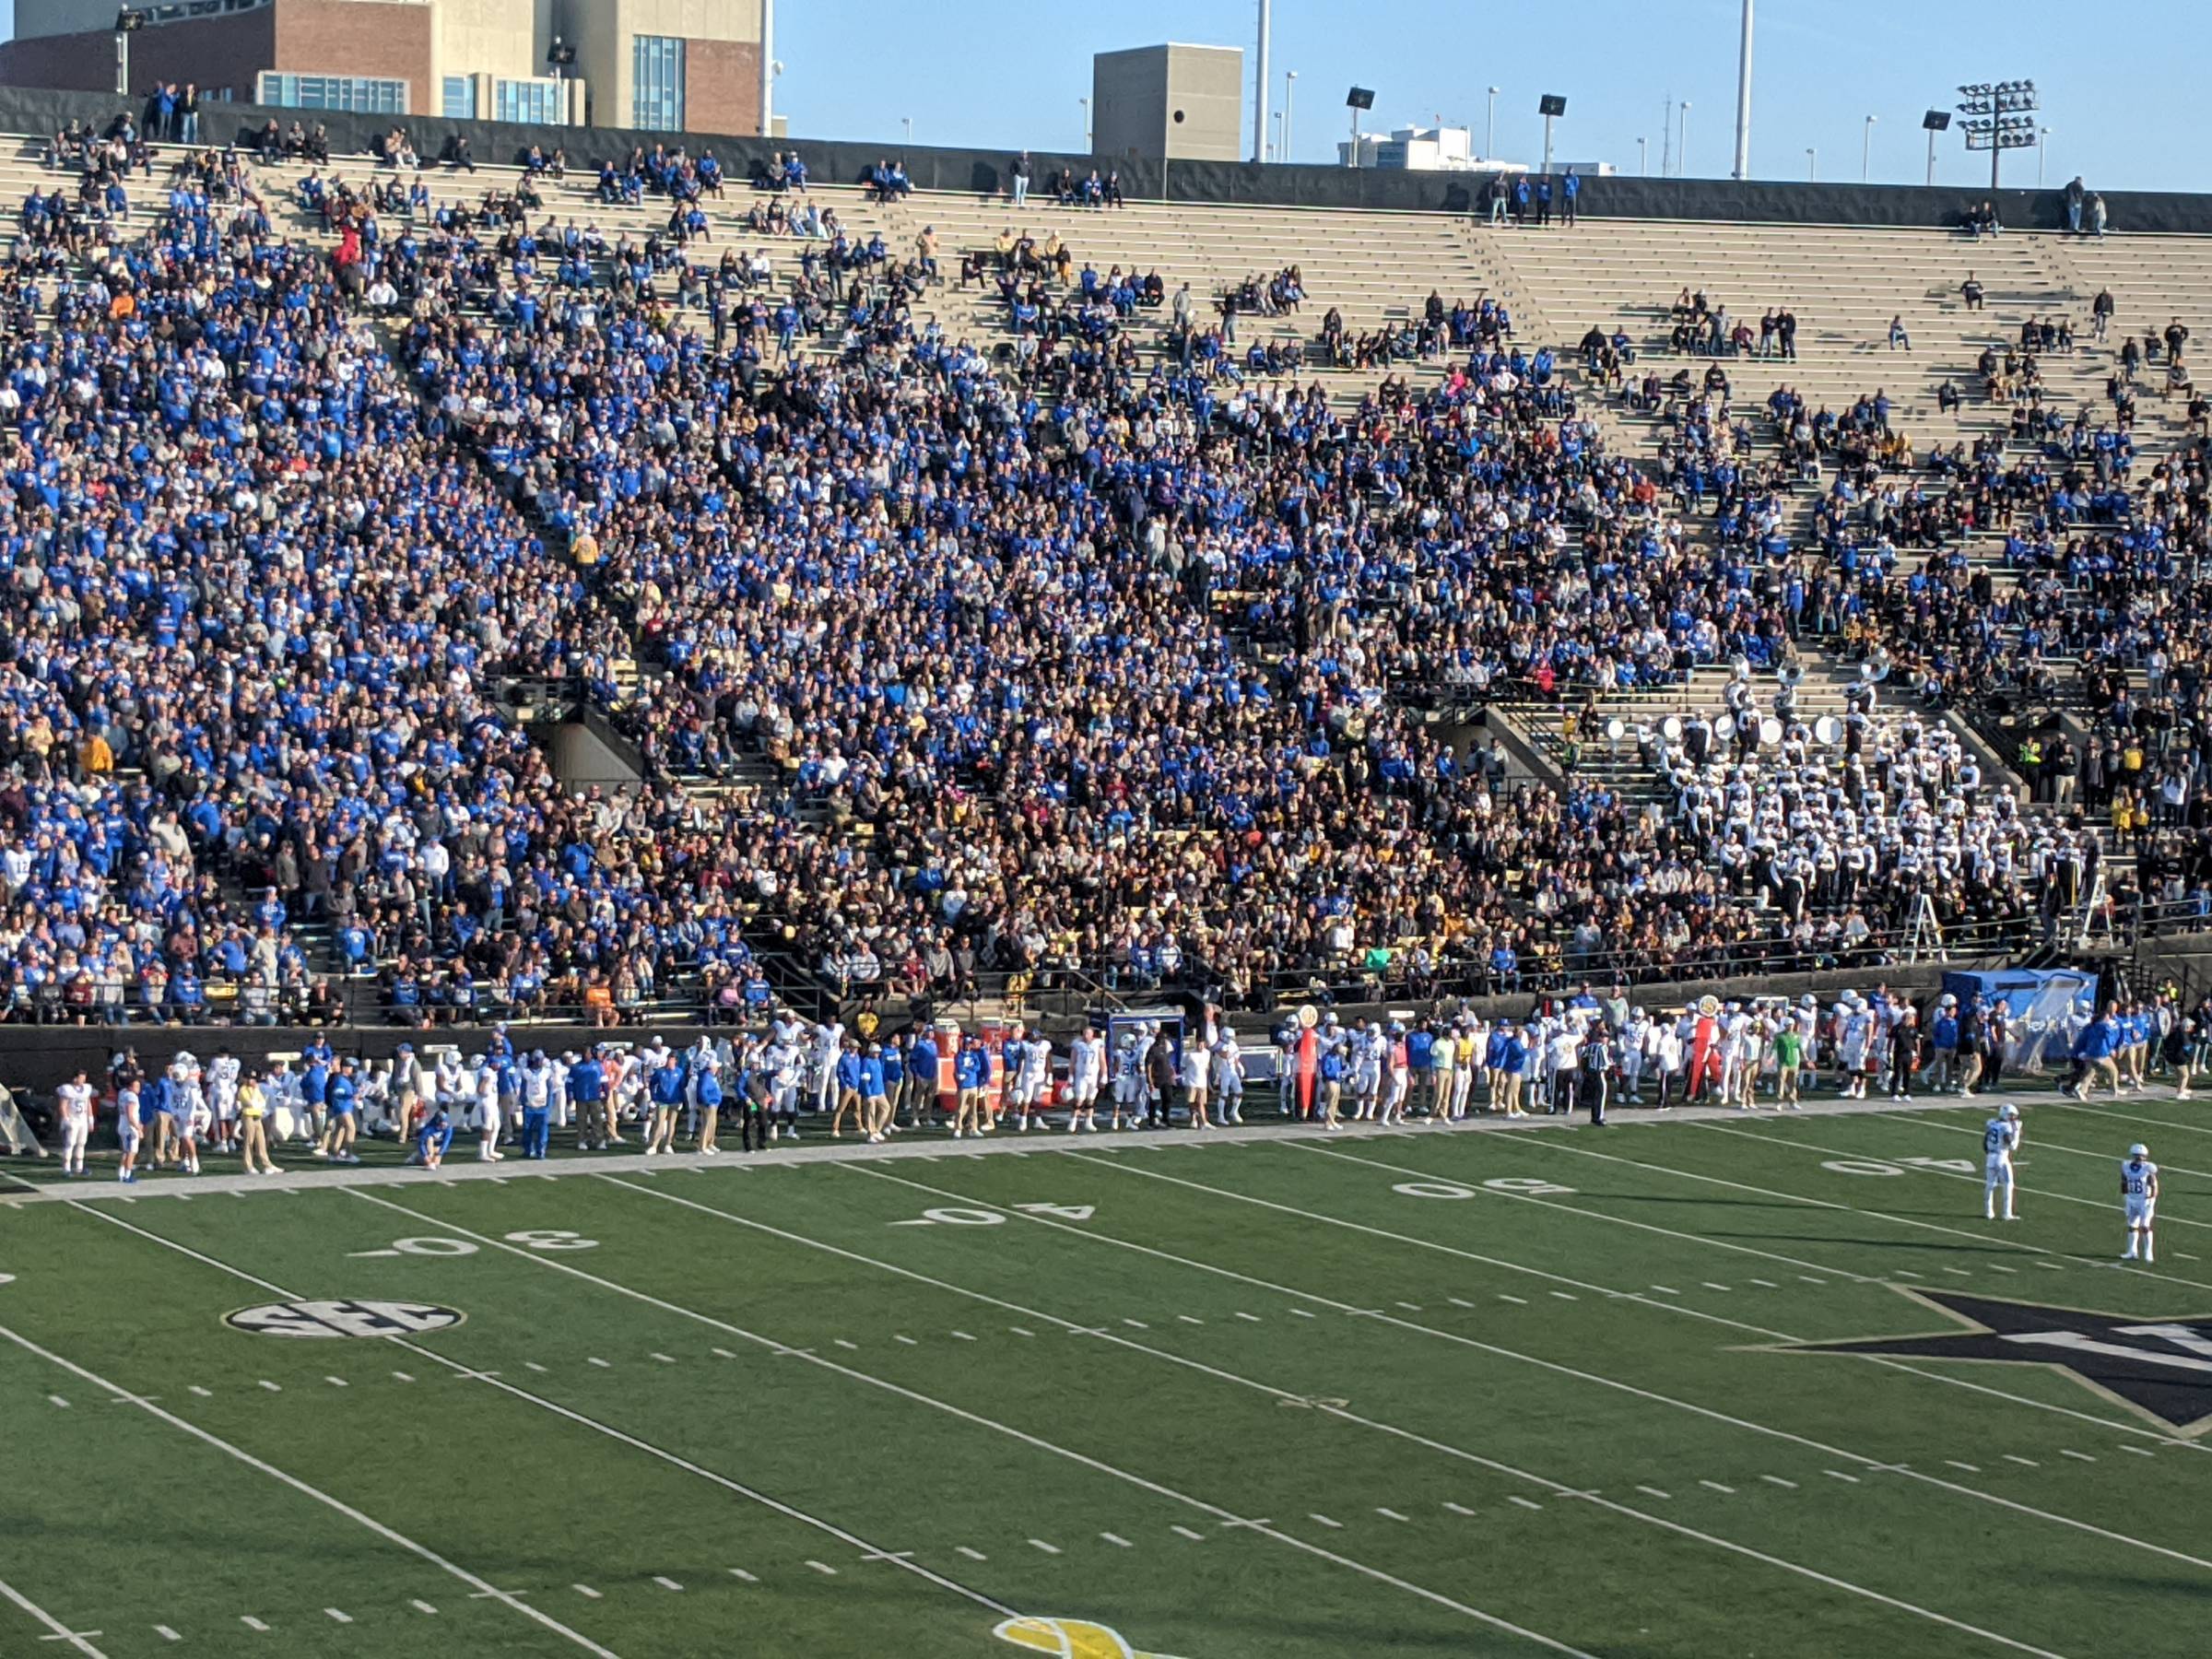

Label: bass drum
[1759,716,1784,746]
[1814,715,1843,746]
[1660,714,1684,743]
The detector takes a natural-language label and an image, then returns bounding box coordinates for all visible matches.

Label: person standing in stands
[1534,174,1553,227]
[1561,166,1580,227]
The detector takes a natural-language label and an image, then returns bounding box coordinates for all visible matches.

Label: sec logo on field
[225,1300,465,1339]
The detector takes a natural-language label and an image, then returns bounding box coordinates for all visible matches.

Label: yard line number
[889,1204,1097,1228]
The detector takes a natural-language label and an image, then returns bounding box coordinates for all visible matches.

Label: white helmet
[2000,1102,2020,1121]
[2129,1142,2149,1159]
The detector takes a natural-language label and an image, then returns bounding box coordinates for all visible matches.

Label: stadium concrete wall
[4,82,2210,234]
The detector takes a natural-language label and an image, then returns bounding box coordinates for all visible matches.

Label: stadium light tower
[1637,135,1647,175]
[1538,93,1567,177]
[1732,0,1753,180]
[1678,100,1690,177]
[1862,113,1877,182]
[1956,80,2039,193]
[1806,146,1816,180]
[1285,71,1297,160]
[1486,86,1500,159]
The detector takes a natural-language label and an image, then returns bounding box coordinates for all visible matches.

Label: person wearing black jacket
[1578,1023,1614,1125]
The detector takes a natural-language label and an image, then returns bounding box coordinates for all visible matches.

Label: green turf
[5,1102,2211,1658]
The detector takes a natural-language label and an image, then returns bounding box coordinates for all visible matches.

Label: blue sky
[760,0,2203,193]
[6,1,2200,192]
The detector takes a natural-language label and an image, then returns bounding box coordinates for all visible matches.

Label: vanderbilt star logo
[1781,1288,2212,1436]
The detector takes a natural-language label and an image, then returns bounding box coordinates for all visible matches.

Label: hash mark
[1987,1265,2018,1274]
[410,1600,438,1615]
[1233,1312,1262,1323]
[155,1627,181,1641]
[1946,1461,1981,1473]
[1699,1480,1735,1494]
[1123,1319,1150,1330]
[1395,1301,1423,1312]
[47,1394,67,1408]
[586,1358,610,1369]
[392,1371,414,1382]
[241,1617,269,1631]
[1759,1476,1797,1489]
[324,1376,347,1388]
[1309,1512,1342,1529]
[189,1386,212,1397]
[258,1381,281,1393]
[1649,1285,1680,1295]
[1635,1486,1671,1500]
[1447,1296,1476,1309]
[1028,1539,1062,1555]
[324,1609,352,1624]
[1443,1500,1476,1515]
[951,1331,976,1342]
[712,1348,737,1359]
[524,1362,547,1373]
[1011,1327,1037,1337]
[1288,1309,1316,1319]
[1498,1294,1529,1304]
[2003,1454,2039,1467]
[895,1335,919,1346]
[1701,1282,1732,1292]
[1170,1525,1206,1541]
[1749,1278,1778,1288]
[1177,1315,1205,1325]
[1507,1496,1543,1511]
[806,1561,838,1576]
[727,1569,759,1583]
[833,1339,858,1351]
[2060,1450,2097,1463]
[1100,1532,1133,1547]
[653,1576,683,1591]
[1826,1470,1860,1483]
[651,1353,677,1365]
[1549,1292,1578,1301]
[955,1547,987,1561]
[1941,1267,1974,1278]
[1375,1507,1410,1522]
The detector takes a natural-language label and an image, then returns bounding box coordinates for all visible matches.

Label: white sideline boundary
[66,1204,1017,1629]
[598,1169,2077,1659]
[0,1306,617,1657]
[0,1093,1983,1206]
[863,1158,2212,1578]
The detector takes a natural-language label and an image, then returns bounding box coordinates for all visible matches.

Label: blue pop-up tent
[1940,969,2098,1071]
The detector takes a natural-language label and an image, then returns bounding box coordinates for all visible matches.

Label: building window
[632,35,685,131]
[494,77,563,125]
[442,76,472,120]
[257,73,408,116]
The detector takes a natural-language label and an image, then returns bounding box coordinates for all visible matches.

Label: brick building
[0,0,766,132]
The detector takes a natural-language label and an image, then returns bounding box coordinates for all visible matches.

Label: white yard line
[0,1314,616,1658]
[0,1577,107,1658]
[350,1189,1595,1656]
[1084,1144,2204,1449]
[75,1198,1018,1630]
[853,1162,2212,1581]
[602,1166,2114,1655]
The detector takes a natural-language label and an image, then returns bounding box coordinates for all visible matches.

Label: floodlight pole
[1253,0,1271,163]
[1542,110,1554,178]
[759,0,775,136]
[1348,102,1359,169]
[1926,124,1936,187]
[1732,0,1753,180]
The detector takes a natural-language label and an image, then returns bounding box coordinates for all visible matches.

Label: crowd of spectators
[2,118,2207,1034]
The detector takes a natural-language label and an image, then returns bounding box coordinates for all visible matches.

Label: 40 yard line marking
[854,1159,2212,1585]
[382,1182,1598,1658]
[608,1164,2094,1658]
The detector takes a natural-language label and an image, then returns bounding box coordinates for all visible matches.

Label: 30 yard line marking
[81,1199,1022,1636]
[0,1577,107,1657]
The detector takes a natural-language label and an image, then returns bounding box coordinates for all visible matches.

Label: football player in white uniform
[1983,1102,2022,1221]
[207,1048,241,1154]
[2121,1143,2160,1263]
[1066,1027,1102,1134]
[1210,1034,1244,1125]
[54,1071,94,1176]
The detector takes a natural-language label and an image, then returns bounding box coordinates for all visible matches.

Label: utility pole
[1285,70,1297,161]
[1732,0,1754,180]
[759,0,775,136]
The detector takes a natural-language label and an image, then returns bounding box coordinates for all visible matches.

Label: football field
[5,1097,2211,1658]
